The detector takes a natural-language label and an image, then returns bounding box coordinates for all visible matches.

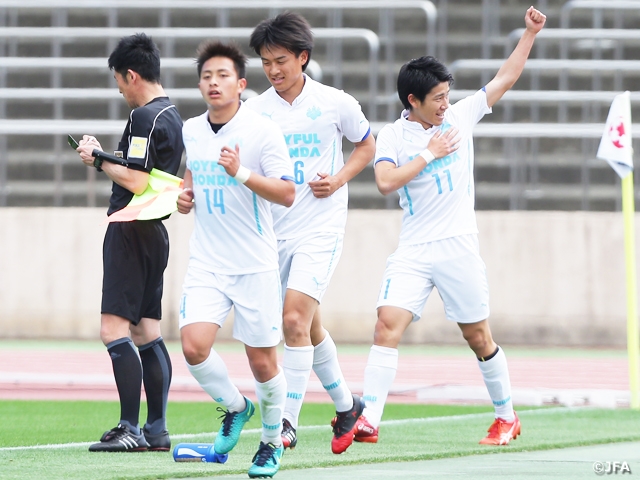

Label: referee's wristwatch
[93,156,103,172]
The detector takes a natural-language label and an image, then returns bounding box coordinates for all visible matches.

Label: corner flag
[597,90,639,409]
[106,168,184,223]
[597,91,633,178]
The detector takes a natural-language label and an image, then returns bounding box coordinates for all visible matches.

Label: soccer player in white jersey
[246,13,376,454]
[356,7,546,446]
[176,41,295,478]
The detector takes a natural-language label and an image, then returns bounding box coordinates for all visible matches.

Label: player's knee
[129,330,154,347]
[181,338,209,366]
[373,317,402,347]
[283,310,311,341]
[247,356,278,383]
[99,325,124,346]
[99,328,112,346]
[99,314,131,345]
[462,329,490,353]
[130,319,161,346]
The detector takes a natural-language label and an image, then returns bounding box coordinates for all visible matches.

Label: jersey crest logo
[228,137,244,148]
[306,106,322,120]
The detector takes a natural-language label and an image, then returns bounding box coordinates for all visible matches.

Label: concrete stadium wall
[0,208,633,346]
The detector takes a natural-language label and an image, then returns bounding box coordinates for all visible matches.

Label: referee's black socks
[138,337,172,435]
[106,337,143,434]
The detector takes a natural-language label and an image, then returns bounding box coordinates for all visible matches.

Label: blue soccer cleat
[213,397,255,454]
[248,441,284,478]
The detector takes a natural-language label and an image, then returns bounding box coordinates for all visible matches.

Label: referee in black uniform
[75,33,183,452]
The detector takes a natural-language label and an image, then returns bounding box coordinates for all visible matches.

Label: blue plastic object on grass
[173,443,228,463]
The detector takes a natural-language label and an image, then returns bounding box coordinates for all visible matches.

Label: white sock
[477,346,515,421]
[361,345,398,428]
[186,349,246,412]
[313,330,353,412]
[255,368,286,447]
[282,344,314,429]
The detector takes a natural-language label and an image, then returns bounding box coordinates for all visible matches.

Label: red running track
[0,344,630,407]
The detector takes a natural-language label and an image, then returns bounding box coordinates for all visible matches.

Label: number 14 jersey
[182,103,293,275]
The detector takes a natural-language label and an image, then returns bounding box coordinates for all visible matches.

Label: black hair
[196,40,247,79]
[249,12,313,71]
[108,33,161,83]
[397,56,454,110]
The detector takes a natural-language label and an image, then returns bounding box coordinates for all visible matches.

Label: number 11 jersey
[374,89,491,246]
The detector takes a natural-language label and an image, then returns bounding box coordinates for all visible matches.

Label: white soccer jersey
[182,103,294,274]
[245,75,371,239]
[375,88,491,245]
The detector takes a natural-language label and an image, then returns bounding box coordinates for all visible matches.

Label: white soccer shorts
[179,265,282,347]
[278,232,344,303]
[376,233,490,323]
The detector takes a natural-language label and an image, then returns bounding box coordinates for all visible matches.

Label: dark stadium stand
[0,0,640,210]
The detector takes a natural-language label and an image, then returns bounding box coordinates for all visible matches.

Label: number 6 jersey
[374,89,491,246]
[245,75,370,240]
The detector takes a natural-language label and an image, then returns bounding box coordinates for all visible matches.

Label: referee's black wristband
[93,156,103,172]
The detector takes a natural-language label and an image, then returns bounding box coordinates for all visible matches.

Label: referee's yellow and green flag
[107,168,184,223]
[596,91,639,409]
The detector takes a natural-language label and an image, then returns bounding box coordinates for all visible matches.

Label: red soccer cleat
[353,415,379,444]
[330,394,363,454]
[479,412,521,445]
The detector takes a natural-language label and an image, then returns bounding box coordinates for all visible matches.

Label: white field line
[0,406,575,452]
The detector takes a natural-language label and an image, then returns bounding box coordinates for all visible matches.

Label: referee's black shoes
[88,424,150,452]
[143,427,171,452]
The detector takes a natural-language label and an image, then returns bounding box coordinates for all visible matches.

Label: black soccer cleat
[281,418,297,450]
[89,424,149,452]
[143,427,171,452]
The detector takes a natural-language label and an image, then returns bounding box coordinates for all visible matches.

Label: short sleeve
[124,107,156,171]
[337,90,371,144]
[374,125,399,166]
[447,89,492,134]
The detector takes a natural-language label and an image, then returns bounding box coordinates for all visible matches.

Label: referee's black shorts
[101,220,169,325]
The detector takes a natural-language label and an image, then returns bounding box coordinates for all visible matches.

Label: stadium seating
[1,0,640,210]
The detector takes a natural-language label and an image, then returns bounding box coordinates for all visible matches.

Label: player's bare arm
[177,169,195,214]
[375,127,460,195]
[219,144,295,207]
[76,134,149,195]
[485,7,546,108]
[309,134,375,199]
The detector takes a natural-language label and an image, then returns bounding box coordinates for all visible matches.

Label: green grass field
[2,400,640,480]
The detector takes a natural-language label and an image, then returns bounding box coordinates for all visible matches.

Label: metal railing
[506,27,640,101]
[0,26,379,118]
[449,58,640,76]
[0,0,436,121]
[448,59,640,112]
[0,0,442,207]
[0,56,323,80]
[0,56,322,207]
[560,1,640,29]
[506,28,640,57]
[2,119,637,211]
